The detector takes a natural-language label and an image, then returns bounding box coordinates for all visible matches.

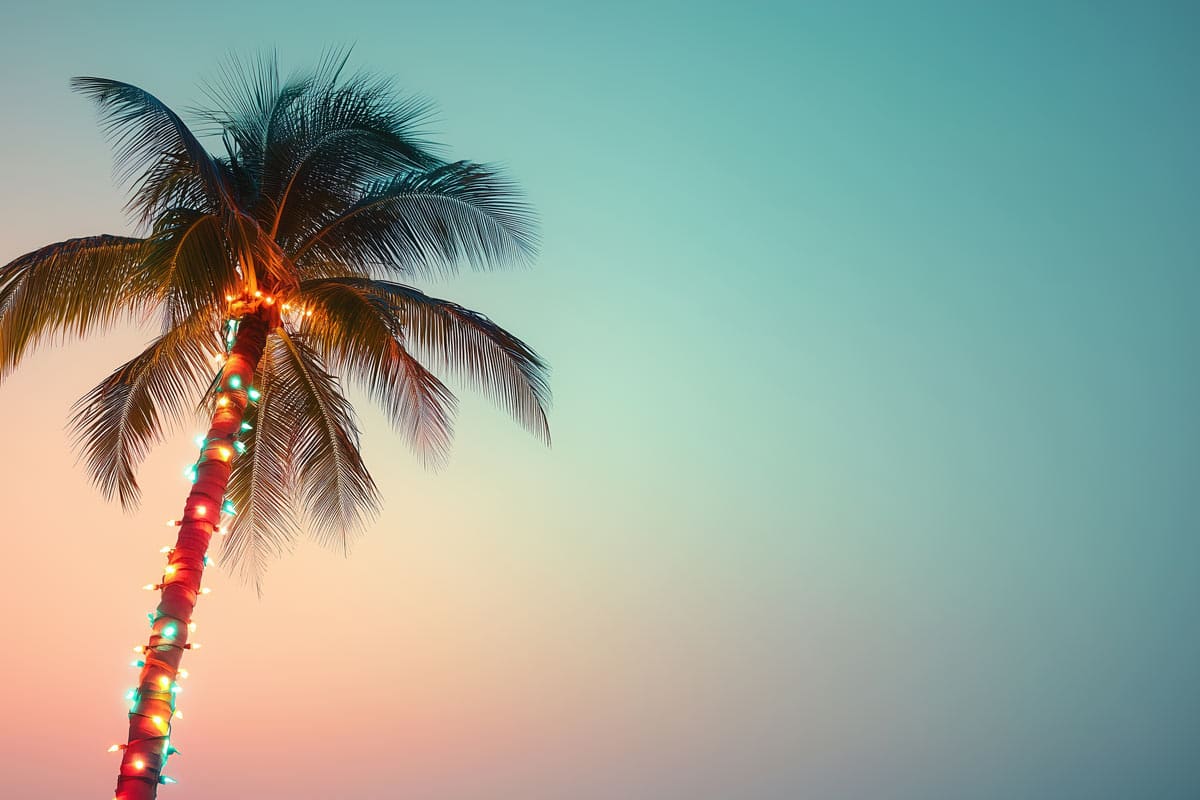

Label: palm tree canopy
[0,53,550,586]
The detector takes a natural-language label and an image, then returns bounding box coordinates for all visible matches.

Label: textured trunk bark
[113,309,270,800]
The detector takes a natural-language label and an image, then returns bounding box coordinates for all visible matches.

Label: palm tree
[0,53,549,799]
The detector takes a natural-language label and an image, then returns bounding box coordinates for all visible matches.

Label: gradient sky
[1,2,1198,798]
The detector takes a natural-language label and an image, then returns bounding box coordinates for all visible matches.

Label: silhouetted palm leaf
[292,160,537,279]
[68,309,223,508]
[0,235,149,378]
[71,77,231,221]
[301,277,550,443]
[221,341,301,591]
[272,330,379,552]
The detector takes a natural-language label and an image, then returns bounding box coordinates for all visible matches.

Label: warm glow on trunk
[113,311,269,800]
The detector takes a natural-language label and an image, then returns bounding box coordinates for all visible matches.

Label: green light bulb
[228,375,242,390]
[222,500,236,515]
[247,387,261,402]
[162,624,177,639]
[240,421,252,431]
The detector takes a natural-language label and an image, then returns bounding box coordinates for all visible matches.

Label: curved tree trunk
[114,309,270,800]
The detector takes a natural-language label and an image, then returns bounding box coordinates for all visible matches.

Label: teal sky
[0,2,1197,798]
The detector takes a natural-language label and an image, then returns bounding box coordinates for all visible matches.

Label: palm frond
[220,340,301,592]
[296,279,457,465]
[291,161,538,280]
[0,235,150,379]
[68,309,223,509]
[71,77,230,221]
[139,210,232,329]
[272,329,379,551]
[260,73,440,244]
[301,278,550,444]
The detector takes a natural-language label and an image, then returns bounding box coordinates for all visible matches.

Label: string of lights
[112,309,270,797]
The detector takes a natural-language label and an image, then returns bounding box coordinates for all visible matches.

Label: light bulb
[158,676,170,689]
[143,584,158,591]
[188,622,197,633]
[196,504,207,515]
[240,421,252,431]
[163,565,176,576]
[194,435,205,448]
[107,744,125,752]
[217,447,231,460]
[133,759,145,770]
[162,624,177,639]
[160,546,173,554]
[222,500,236,515]
[177,669,189,679]
[247,387,261,402]
[199,587,212,595]
[228,374,242,389]
[217,396,229,407]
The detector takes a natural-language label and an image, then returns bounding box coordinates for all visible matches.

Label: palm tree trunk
[114,309,270,800]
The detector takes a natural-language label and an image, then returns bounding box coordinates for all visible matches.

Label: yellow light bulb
[163,565,176,575]
[218,447,231,460]
[217,396,229,407]
[159,677,169,689]
[196,504,207,515]
[188,622,197,633]
[134,759,145,770]
[200,587,212,595]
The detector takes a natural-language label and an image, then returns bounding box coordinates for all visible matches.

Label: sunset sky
[1,2,1197,798]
